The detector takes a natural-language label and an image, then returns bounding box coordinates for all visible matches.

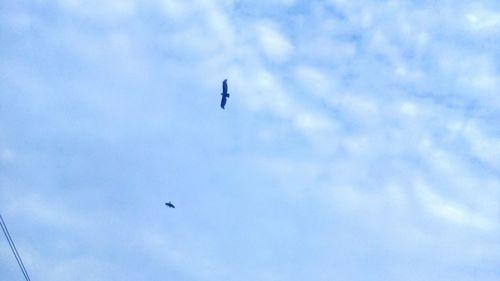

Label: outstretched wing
[222,79,228,94]
[220,96,227,109]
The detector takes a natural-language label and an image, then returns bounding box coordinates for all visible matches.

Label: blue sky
[1,0,499,280]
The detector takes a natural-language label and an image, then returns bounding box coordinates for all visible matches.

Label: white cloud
[294,112,334,133]
[395,101,420,117]
[1,0,499,280]
[463,122,500,170]
[57,0,137,23]
[466,10,500,32]
[159,0,191,22]
[415,181,497,232]
[232,66,297,121]
[254,21,293,63]
[5,194,90,231]
[294,65,332,97]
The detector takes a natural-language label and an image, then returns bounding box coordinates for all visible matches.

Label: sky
[1,0,499,280]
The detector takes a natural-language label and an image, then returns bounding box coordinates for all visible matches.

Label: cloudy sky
[1,0,499,280]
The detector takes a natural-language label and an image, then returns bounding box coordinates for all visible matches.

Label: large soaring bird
[220,79,230,109]
[165,201,175,208]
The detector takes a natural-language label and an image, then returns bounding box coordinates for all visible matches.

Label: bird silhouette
[220,79,230,109]
[165,201,175,208]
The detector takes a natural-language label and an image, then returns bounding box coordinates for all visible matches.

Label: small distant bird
[220,79,230,109]
[165,201,175,208]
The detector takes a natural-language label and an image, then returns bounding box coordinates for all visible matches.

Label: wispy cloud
[1,0,499,280]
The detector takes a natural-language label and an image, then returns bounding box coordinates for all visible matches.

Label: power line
[0,214,31,281]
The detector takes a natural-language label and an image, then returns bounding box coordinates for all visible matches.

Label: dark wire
[0,215,32,281]
[0,216,28,281]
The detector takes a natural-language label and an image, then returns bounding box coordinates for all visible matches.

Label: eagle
[165,201,175,208]
[220,79,230,109]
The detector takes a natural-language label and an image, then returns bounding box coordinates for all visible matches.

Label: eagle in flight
[220,79,230,109]
[165,201,175,208]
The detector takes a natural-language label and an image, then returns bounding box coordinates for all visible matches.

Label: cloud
[159,0,192,22]
[253,21,294,63]
[462,122,500,170]
[465,9,500,32]
[1,0,499,281]
[415,181,497,232]
[56,0,137,23]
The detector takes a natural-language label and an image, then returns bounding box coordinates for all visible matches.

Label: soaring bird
[165,201,175,208]
[220,79,230,109]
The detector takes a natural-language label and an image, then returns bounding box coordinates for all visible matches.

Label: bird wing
[220,96,227,109]
[222,79,228,94]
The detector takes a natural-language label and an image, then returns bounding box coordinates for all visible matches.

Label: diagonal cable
[0,214,31,281]
[0,216,28,280]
